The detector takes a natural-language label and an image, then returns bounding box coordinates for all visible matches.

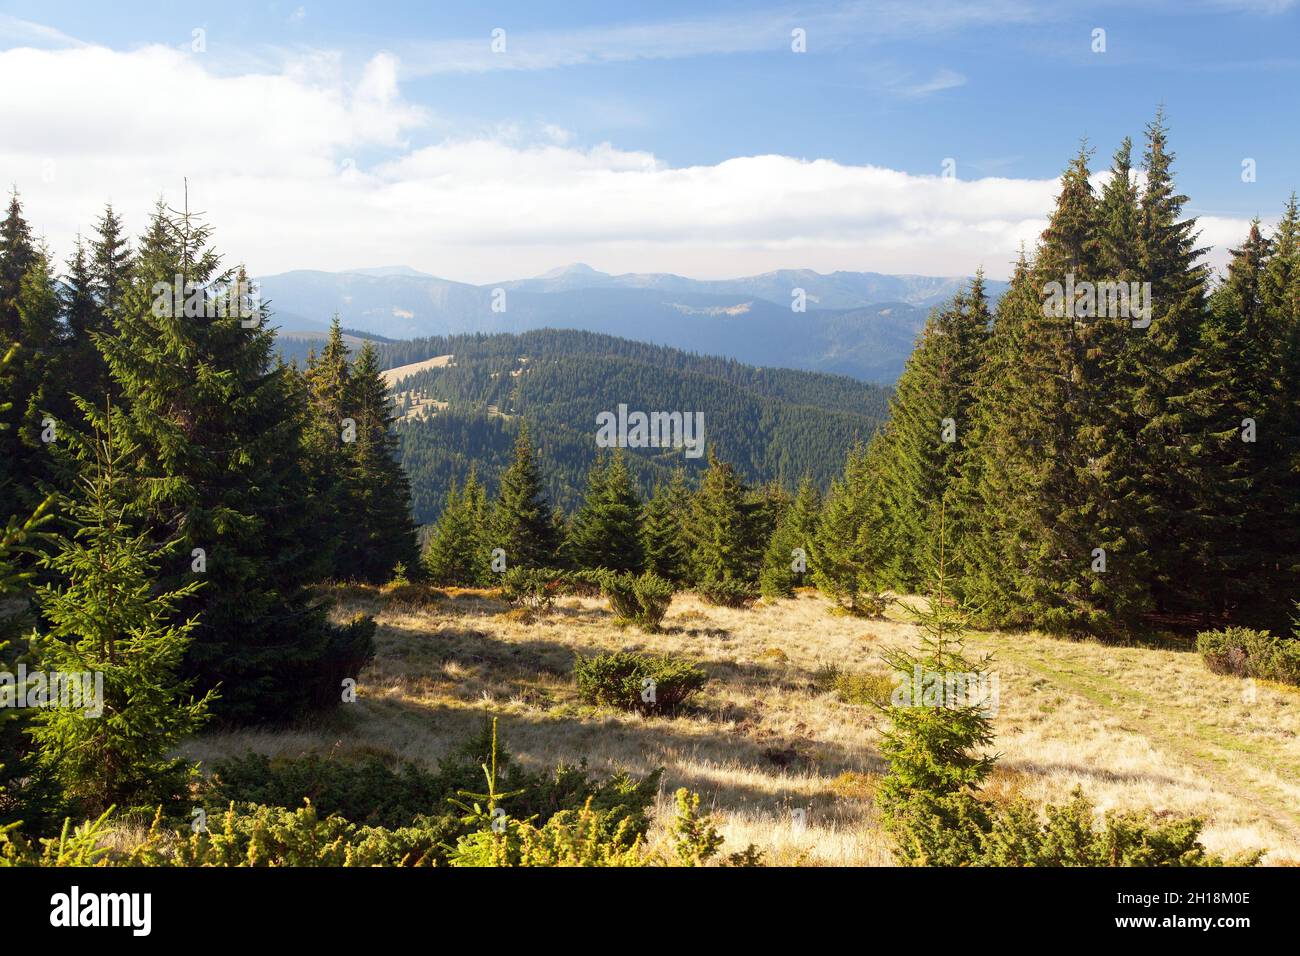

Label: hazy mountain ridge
[259,264,1007,383]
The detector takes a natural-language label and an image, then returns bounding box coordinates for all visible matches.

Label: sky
[0,0,1296,283]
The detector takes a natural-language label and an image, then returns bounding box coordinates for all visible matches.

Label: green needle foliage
[875,509,998,865]
[27,427,214,817]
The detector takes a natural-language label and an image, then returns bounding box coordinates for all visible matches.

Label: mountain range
[258,265,1006,383]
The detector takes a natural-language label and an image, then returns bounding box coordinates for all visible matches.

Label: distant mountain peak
[348,265,435,278]
[539,262,605,278]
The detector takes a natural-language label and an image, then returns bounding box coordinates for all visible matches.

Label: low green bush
[1197,627,1300,686]
[500,567,566,611]
[834,670,896,706]
[581,570,675,630]
[574,651,708,714]
[1,721,668,868]
[695,579,758,608]
[979,788,1261,867]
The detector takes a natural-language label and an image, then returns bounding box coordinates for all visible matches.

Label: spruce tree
[958,145,1151,633]
[422,468,490,586]
[877,515,996,866]
[89,204,133,318]
[5,249,65,509]
[812,441,886,614]
[1132,110,1215,618]
[489,422,558,570]
[0,190,36,341]
[685,449,764,587]
[1263,195,1300,585]
[951,252,1036,617]
[27,429,213,816]
[0,194,55,521]
[1202,221,1290,625]
[340,341,419,582]
[640,469,690,583]
[88,199,368,722]
[759,475,821,598]
[0,350,57,826]
[564,451,643,571]
[869,277,988,591]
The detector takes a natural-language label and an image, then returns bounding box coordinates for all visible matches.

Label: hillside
[186,586,1300,866]
[380,329,889,522]
[274,327,394,367]
[256,265,1009,382]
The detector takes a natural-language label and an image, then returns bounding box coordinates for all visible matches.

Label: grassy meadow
[182,585,1300,866]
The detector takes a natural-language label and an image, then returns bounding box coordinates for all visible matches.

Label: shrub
[979,789,1262,867]
[500,567,566,611]
[695,579,758,608]
[1,721,671,868]
[830,771,877,800]
[0,801,449,867]
[584,570,675,630]
[208,752,450,829]
[1197,627,1300,685]
[449,800,649,867]
[574,651,708,714]
[668,788,724,866]
[300,613,377,711]
[823,668,895,706]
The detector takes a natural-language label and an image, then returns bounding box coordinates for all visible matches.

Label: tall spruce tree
[640,469,690,583]
[957,145,1151,633]
[686,449,764,587]
[87,198,369,722]
[1202,221,1290,625]
[89,204,133,318]
[564,451,643,571]
[951,252,1037,617]
[340,341,419,582]
[0,194,54,521]
[489,422,558,570]
[868,277,989,591]
[0,345,57,826]
[1132,110,1215,619]
[1263,195,1300,585]
[759,475,821,598]
[0,190,36,341]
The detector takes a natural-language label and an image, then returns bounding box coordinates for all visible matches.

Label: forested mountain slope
[379,329,889,522]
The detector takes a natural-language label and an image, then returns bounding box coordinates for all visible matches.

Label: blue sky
[0,1,1296,281]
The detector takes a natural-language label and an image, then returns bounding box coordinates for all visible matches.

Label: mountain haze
[258,265,1007,383]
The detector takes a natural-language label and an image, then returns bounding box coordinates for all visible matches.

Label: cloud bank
[0,41,1252,284]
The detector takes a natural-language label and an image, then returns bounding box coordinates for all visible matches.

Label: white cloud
[0,40,1253,287]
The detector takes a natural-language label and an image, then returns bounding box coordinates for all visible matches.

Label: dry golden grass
[182,586,1300,865]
